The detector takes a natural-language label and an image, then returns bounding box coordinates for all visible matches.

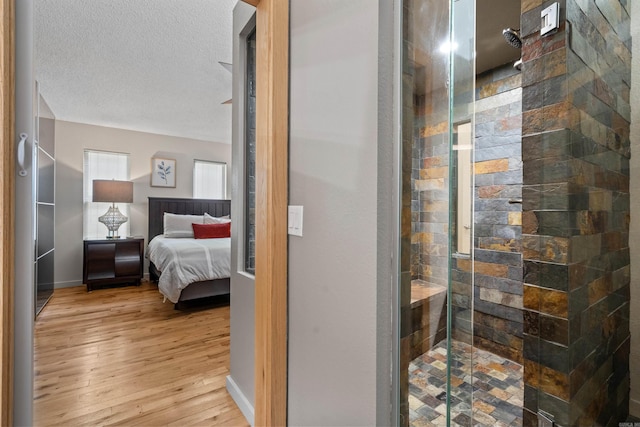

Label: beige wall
[630,0,639,417]
[54,120,231,287]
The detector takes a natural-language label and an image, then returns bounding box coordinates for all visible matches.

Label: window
[83,150,130,238]
[454,122,472,255]
[193,160,227,199]
[245,29,256,275]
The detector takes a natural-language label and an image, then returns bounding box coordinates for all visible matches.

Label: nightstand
[83,238,144,291]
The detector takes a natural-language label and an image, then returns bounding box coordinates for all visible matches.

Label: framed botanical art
[151,158,176,188]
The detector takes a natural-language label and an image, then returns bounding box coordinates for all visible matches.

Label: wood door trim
[241,0,288,425]
[0,0,14,425]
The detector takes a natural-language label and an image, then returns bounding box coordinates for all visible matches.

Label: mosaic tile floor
[409,340,523,427]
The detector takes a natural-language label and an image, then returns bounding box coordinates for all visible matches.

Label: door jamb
[0,0,15,425]
[240,0,288,425]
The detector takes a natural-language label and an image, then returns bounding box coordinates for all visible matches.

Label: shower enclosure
[397,0,631,426]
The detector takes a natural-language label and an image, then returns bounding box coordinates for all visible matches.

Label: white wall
[54,120,231,287]
[629,0,640,417]
[288,1,382,425]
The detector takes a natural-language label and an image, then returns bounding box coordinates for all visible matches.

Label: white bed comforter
[147,235,231,303]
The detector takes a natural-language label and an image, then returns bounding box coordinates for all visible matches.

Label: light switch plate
[541,2,560,36]
[288,205,303,237]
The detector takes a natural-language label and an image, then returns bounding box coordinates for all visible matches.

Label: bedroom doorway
[3,0,290,425]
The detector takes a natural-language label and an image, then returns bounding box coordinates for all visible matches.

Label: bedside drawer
[83,238,144,291]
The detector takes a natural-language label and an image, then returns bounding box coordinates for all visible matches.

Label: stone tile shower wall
[520,0,630,425]
[464,64,524,363]
[411,85,451,286]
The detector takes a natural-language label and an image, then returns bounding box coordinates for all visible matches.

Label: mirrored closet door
[35,82,56,316]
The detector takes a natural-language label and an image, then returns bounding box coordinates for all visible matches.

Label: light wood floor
[34,282,249,427]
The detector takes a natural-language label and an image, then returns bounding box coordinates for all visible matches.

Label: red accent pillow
[192,222,231,239]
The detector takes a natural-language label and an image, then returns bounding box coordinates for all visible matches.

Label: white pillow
[164,213,204,238]
[204,212,231,224]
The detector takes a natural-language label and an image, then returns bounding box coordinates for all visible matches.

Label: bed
[147,197,231,308]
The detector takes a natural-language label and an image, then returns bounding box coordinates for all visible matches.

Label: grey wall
[54,120,231,287]
[629,0,639,417]
[228,1,256,424]
[288,1,381,425]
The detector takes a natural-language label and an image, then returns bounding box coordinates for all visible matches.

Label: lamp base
[98,204,128,239]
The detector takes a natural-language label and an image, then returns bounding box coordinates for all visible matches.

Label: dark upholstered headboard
[148,197,231,241]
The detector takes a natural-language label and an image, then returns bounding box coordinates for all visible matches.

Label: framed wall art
[151,158,176,188]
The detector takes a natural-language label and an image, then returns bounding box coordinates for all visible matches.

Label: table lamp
[92,179,133,239]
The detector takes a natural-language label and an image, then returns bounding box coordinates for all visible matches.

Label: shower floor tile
[409,340,523,427]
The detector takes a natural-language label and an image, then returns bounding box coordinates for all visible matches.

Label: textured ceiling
[35,1,520,143]
[35,0,238,143]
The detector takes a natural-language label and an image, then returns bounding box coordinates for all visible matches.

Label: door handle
[17,132,27,177]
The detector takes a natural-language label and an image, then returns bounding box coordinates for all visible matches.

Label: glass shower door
[399,0,531,425]
[399,0,476,425]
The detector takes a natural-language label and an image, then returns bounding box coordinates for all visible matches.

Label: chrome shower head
[502,28,522,49]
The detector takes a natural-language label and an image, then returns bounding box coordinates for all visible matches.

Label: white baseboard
[54,280,83,289]
[630,397,640,418]
[226,375,254,426]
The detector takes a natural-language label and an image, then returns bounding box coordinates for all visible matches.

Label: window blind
[83,150,131,238]
[193,160,226,199]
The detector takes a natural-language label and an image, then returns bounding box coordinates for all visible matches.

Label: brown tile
[543,48,567,80]
[524,310,539,336]
[497,115,522,132]
[603,232,624,252]
[539,365,569,401]
[475,261,509,278]
[587,276,610,305]
[479,82,498,98]
[542,101,573,133]
[542,236,569,264]
[523,285,540,310]
[489,387,511,400]
[420,121,447,138]
[539,289,568,318]
[475,159,510,175]
[522,235,541,260]
[420,166,448,179]
[474,400,496,414]
[478,185,505,199]
[508,212,522,226]
[523,108,544,135]
[423,157,442,168]
[478,237,521,253]
[522,211,539,235]
[411,232,433,244]
[523,38,543,62]
[523,359,540,387]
